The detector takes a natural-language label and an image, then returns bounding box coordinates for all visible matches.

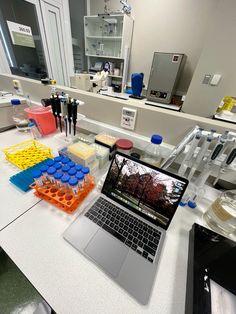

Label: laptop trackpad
[85,229,128,277]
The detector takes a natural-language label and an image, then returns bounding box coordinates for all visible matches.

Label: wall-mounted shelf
[85,54,123,59]
[86,36,122,40]
[84,14,134,90]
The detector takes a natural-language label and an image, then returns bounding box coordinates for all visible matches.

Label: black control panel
[150,90,167,99]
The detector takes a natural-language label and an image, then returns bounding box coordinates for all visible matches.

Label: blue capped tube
[75,172,84,190]
[61,174,70,190]
[54,171,63,187]
[53,156,63,163]
[32,169,43,186]
[68,161,75,168]
[54,163,62,170]
[61,157,70,165]
[81,167,90,183]
[69,177,78,195]
[46,159,55,167]
[68,167,77,177]
[62,165,70,173]
[47,167,56,183]
[40,165,49,181]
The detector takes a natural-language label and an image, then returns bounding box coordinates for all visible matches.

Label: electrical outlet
[121,107,137,130]
[13,79,23,95]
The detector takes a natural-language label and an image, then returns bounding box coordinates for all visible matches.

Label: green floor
[0,249,44,314]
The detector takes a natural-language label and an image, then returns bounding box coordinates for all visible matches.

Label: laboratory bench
[0,128,231,314]
[99,90,182,112]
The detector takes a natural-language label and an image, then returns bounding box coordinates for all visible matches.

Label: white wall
[90,0,219,94]
[183,0,236,117]
[1,73,235,146]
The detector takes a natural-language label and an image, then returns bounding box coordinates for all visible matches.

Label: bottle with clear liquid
[143,134,163,167]
[203,190,236,235]
[11,99,29,132]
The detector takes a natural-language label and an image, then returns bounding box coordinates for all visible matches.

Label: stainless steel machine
[146,52,186,104]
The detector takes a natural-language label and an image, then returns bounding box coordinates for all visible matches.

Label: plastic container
[62,165,70,173]
[54,163,62,170]
[143,134,163,167]
[40,164,49,181]
[61,157,70,165]
[82,167,90,183]
[53,156,63,163]
[47,167,56,183]
[46,159,55,167]
[203,190,236,235]
[75,164,83,172]
[69,178,79,195]
[116,139,133,155]
[61,174,70,189]
[54,171,63,187]
[32,169,43,186]
[11,99,29,132]
[68,161,75,168]
[68,168,77,177]
[24,106,56,135]
[76,172,84,190]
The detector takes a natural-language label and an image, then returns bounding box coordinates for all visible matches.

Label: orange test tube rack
[31,175,95,214]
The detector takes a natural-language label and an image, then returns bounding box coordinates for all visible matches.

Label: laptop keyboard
[85,197,162,263]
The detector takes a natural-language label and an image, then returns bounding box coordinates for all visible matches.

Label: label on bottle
[211,198,232,221]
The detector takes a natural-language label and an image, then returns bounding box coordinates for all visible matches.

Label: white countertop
[0,129,61,231]
[0,181,220,313]
[0,128,232,314]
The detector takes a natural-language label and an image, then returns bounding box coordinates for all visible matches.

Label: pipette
[50,94,58,129]
[187,129,216,181]
[193,131,230,188]
[161,125,200,170]
[55,95,62,132]
[72,99,79,136]
[178,128,203,177]
[67,98,73,135]
[213,142,236,186]
[60,96,68,137]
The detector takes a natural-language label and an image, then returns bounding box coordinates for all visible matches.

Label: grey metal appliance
[146,52,186,104]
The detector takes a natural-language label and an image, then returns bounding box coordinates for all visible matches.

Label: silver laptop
[63,152,188,304]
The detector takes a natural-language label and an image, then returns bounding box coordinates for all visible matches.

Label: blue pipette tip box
[9,159,51,192]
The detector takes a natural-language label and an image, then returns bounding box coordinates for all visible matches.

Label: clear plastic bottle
[11,99,29,132]
[143,134,163,167]
[76,172,84,190]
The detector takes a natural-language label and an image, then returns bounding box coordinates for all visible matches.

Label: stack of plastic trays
[9,159,51,192]
[31,156,95,214]
[2,139,53,170]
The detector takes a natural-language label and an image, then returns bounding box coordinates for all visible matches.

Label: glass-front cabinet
[84,14,134,89]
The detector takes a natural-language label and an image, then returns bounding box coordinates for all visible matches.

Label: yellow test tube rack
[3,139,53,170]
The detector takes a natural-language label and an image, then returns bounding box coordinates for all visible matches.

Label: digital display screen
[102,154,187,228]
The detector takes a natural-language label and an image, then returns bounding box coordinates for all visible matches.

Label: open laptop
[63,152,188,304]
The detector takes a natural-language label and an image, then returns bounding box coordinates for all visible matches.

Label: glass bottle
[143,134,163,167]
[203,190,236,235]
[11,99,29,132]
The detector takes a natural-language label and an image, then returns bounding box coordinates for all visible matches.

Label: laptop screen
[102,153,188,230]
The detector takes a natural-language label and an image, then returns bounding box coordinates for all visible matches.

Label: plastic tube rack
[31,175,95,214]
[3,139,53,170]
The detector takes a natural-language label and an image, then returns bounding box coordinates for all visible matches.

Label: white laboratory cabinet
[84,14,134,89]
